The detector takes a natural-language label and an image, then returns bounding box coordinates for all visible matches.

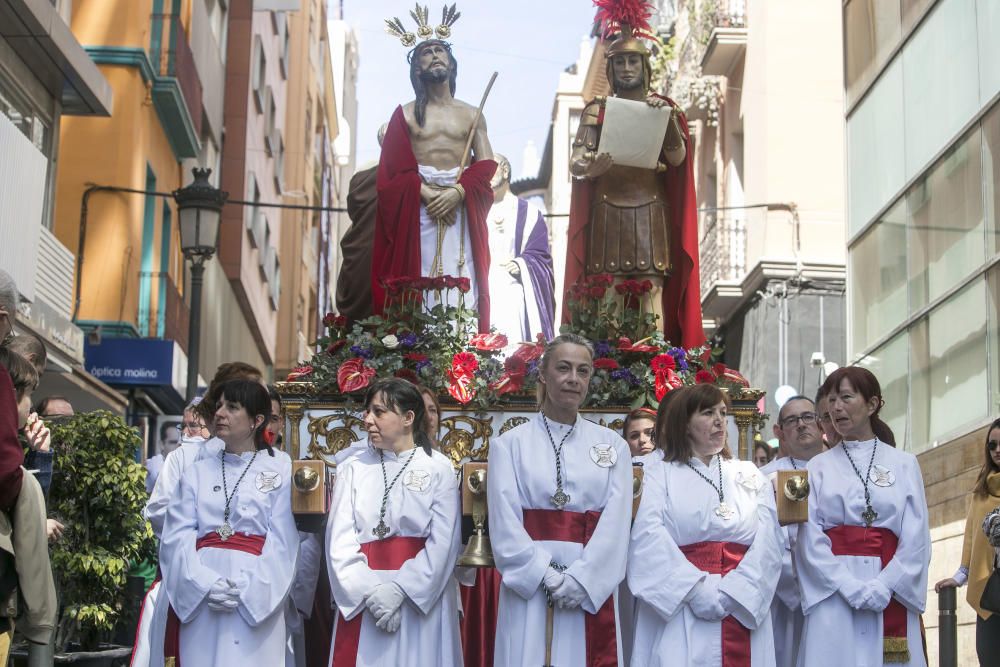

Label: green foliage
[48,410,156,651]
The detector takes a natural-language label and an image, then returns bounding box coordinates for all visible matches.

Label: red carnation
[588,273,614,287]
[593,358,620,370]
[334,315,348,328]
[337,358,376,393]
[695,369,716,384]
[322,312,337,327]
[452,351,479,374]
[326,339,347,355]
[651,353,675,373]
[588,286,606,298]
[286,365,313,381]
[712,363,727,377]
[457,277,471,293]
[444,275,460,289]
[404,352,428,363]
[639,279,653,294]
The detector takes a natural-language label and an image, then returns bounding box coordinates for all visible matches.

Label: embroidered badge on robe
[589,444,618,468]
[404,469,431,493]
[736,470,761,493]
[869,464,895,487]
[256,471,282,492]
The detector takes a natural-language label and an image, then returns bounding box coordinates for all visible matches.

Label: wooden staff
[543,602,555,667]
[430,71,498,277]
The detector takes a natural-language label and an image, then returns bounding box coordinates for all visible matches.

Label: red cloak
[371,106,496,333]
[564,99,705,349]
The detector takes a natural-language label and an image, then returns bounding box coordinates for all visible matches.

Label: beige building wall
[275,0,338,377]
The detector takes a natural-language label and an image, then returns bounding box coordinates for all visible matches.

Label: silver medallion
[216,521,234,541]
[551,489,570,510]
[373,519,390,540]
[869,464,895,488]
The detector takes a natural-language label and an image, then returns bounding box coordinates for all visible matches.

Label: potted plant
[40,410,155,665]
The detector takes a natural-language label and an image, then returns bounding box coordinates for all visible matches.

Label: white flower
[382,334,400,349]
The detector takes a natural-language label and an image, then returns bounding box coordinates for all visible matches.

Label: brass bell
[293,465,321,492]
[783,474,810,502]
[458,467,495,568]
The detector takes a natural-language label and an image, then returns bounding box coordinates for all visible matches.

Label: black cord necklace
[541,413,575,510]
[842,438,879,527]
[217,449,259,541]
[373,448,417,539]
[685,454,734,520]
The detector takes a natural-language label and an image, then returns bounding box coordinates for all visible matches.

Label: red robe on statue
[371,105,496,333]
[564,99,705,349]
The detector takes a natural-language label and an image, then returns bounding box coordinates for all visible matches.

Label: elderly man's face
[41,398,74,419]
[417,43,453,83]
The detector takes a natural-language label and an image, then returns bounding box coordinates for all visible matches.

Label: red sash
[163,532,266,667]
[522,508,618,667]
[825,525,909,663]
[459,567,502,667]
[679,541,750,667]
[329,535,427,667]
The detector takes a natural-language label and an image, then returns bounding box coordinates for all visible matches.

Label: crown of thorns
[385,3,461,52]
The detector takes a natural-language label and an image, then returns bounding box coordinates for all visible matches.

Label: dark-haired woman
[325,378,462,665]
[153,380,298,667]
[796,367,930,667]
[488,334,631,666]
[628,384,782,666]
[934,417,1000,665]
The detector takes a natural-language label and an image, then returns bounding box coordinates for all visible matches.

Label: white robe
[487,414,632,667]
[795,439,930,667]
[418,164,477,310]
[627,457,783,667]
[132,436,223,667]
[759,456,808,667]
[151,449,298,667]
[325,447,462,666]
[145,454,164,494]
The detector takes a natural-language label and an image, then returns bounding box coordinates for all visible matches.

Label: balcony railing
[138,271,190,353]
[149,12,203,138]
[699,211,748,291]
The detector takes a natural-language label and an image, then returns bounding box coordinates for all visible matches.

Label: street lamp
[174,167,228,401]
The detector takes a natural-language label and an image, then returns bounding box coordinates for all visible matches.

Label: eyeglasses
[989,440,1000,452]
[780,412,818,428]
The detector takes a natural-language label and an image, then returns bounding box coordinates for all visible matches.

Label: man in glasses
[760,395,826,667]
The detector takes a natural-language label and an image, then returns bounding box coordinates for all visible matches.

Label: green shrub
[48,410,155,651]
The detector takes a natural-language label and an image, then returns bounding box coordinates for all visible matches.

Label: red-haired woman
[628,384,782,666]
[796,367,930,666]
[934,417,1000,665]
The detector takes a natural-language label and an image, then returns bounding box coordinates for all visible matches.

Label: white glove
[550,573,588,610]
[860,580,892,612]
[375,607,402,633]
[839,577,869,610]
[365,582,406,619]
[688,575,726,621]
[542,566,565,594]
[207,578,240,612]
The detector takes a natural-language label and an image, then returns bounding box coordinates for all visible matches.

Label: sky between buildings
[340,1,598,183]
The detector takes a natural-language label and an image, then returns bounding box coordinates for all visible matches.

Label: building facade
[0,0,122,413]
[842,0,1000,660]
[273,0,340,378]
[54,0,232,420]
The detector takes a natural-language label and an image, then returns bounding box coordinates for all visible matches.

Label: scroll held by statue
[597,97,672,170]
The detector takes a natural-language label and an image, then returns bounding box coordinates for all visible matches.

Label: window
[910,279,989,452]
[850,201,907,354]
[279,13,289,79]
[860,332,909,449]
[273,133,284,193]
[252,36,266,113]
[263,86,275,155]
[906,127,984,312]
[246,175,263,248]
[988,266,1000,412]
[984,103,1000,258]
[844,0,901,103]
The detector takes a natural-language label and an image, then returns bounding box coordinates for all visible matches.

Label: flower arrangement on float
[287,273,748,411]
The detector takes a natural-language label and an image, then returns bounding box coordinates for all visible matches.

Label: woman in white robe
[153,379,298,667]
[325,378,462,666]
[488,334,632,666]
[628,383,782,667]
[795,367,930,667]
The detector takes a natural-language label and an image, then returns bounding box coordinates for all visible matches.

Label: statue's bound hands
[426,186,463,223]
[503,260,520,277]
